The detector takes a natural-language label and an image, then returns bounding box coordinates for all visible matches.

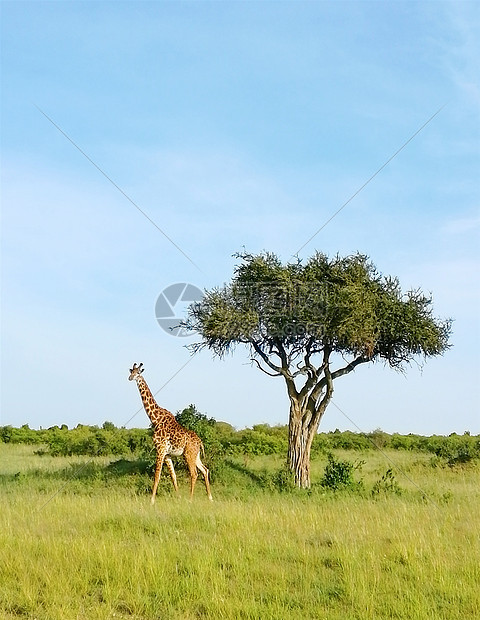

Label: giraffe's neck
[135,376,172,426]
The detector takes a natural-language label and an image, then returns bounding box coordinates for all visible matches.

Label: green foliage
[427,434,480,466]
[257,464,298,494]
[218,459,297,495]
[183,250,452,368]
[321,430,372,451]
[181,250,451,489]
[371,468,403,497]
[174,404,225,472]
[1,423,152,458]
[175,404,216,445]
[270,464,299,492]
[1,421,479,468]
[0,424,46,445]
[320,453,364,491]
[44,426,132,457]
[222,426,288,456]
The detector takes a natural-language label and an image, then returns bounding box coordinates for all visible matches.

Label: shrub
[366,428,390,449]
[222,428,287,456]
[175,405,226,473]
[320,453,364,491]
[371,468,402,497]
[266,464,297,493]
[427,434,480,466]
[43,426,150,457]
[445,441,480,466]
[325,430,372,451]
[0,424,45,445]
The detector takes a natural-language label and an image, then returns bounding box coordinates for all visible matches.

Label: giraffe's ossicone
[129,363,213,502]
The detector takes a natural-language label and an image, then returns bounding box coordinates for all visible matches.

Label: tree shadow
[105,458,152,477]
[223,458,266,486]
[51,457,153,481]
[1,457,154,483]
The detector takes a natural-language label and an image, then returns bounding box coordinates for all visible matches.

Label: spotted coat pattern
[129,363,212,502]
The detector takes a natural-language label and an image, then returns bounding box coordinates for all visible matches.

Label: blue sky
[1,1,479,435]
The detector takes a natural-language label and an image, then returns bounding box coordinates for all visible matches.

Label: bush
[323,430,372,451]
[366,428,390,449]
[0,424,46,445]
[175,405,215,436]
[264,464,297,493]
[320,453,364,491]
[175,405,226,473]
[371,468,402,497]
[222,428,287,456]
[43,426,151,457]
[427,434,480,466]
[2,419,478,468]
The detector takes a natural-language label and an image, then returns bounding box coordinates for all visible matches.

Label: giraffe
[128,363,213,503]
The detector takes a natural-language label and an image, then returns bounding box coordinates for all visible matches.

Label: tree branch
[250,357,282,377]
[297,344,329,403]
[331,355,371,380]
[250,340,284,375]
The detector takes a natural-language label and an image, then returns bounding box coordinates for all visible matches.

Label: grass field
[1,443,479,619]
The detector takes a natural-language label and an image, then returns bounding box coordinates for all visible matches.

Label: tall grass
[1,444,479,619]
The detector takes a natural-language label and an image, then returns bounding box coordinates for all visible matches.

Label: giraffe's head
[129,362,144,382]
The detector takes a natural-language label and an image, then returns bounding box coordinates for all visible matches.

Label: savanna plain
[1,427,479,620]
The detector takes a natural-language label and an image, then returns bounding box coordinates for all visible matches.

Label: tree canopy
[183,251,452,487]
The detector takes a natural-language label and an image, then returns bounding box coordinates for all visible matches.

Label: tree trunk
[287,400,318,488]
[281,347,335,488]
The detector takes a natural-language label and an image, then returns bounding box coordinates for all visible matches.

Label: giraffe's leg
[183,442,199,500]
[196,453,213,501]
[187,458,198,500]
[151,451,166,504]
[164,457,178,493]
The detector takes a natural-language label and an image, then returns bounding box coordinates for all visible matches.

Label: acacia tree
[183,251,451,488]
